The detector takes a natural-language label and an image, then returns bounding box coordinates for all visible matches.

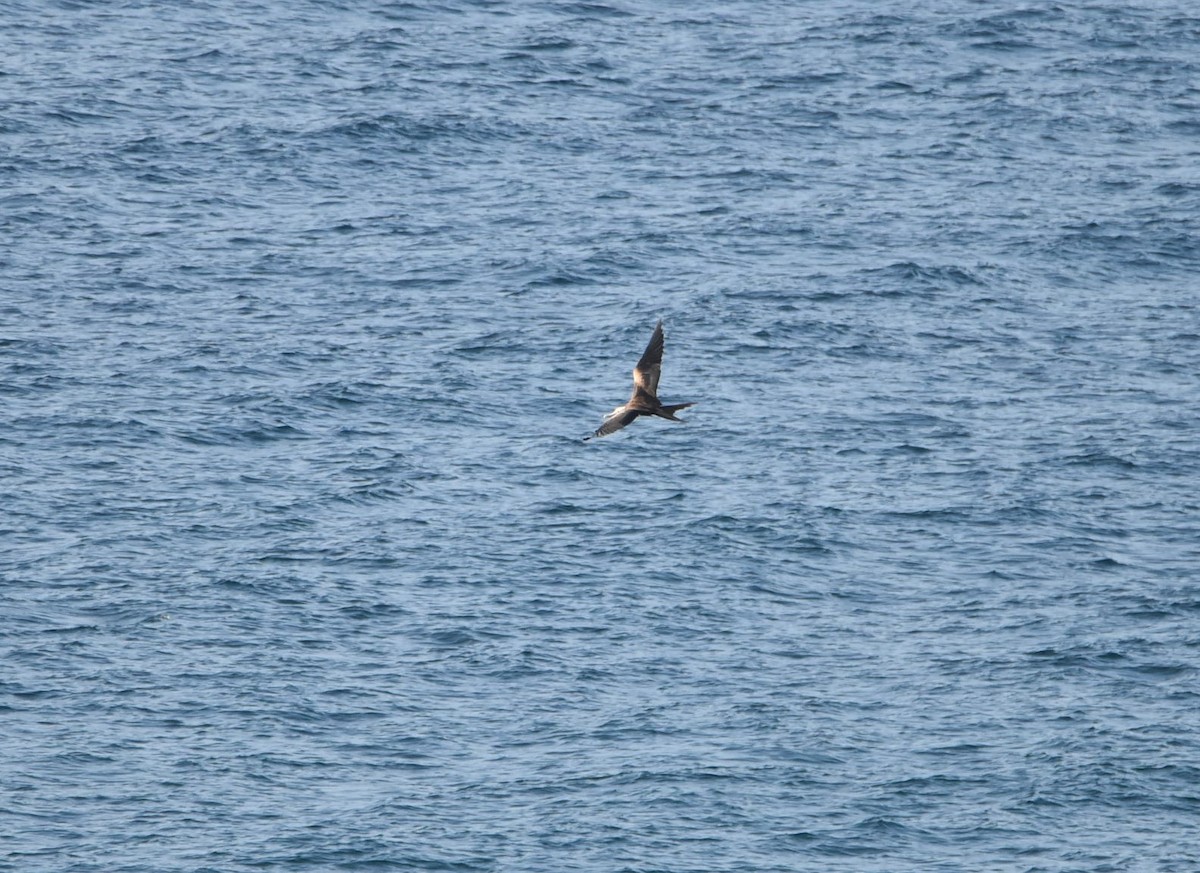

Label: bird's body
[585,320,695,440]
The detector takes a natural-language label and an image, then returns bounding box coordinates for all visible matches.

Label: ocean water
[3,1,1199,870]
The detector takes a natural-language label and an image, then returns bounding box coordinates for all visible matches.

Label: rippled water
[4,2,1200,871]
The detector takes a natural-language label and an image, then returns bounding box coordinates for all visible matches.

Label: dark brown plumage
[584,320,695,440]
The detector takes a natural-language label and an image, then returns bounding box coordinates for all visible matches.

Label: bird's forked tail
[656,402,696,421]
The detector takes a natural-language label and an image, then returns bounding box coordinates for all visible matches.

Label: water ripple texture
[3,2,1199,871]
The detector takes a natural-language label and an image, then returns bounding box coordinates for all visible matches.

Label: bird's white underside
[603,405,630,422]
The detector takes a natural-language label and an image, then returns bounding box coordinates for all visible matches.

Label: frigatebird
[585,319,695,440]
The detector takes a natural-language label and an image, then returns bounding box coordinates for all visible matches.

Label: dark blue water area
[3,1,1200,870]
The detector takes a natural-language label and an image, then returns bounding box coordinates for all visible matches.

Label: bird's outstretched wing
[632,320,664,397]
[585,405,639,440]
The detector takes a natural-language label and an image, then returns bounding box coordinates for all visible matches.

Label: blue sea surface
[3,2,1199,870]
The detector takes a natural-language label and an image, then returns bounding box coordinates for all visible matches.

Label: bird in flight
[585,319,695,440]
